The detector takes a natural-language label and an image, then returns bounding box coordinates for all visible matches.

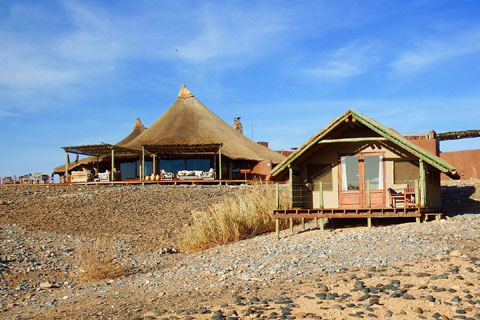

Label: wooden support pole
[65,153,69,183]
[290,218,293,233]
[320,218,324,233]
[315,218,318,228]
[367,217,372,228]
[214,154,217,179]
[414,179,420,207]
[288,166,293,209]
[419,159,426,208]
[416,217,421,224]
[318,137,388,143]
[366,180,371,208]
[318,181,323,209]
[219,147,222,180]
[111,149,115,181]
[275,219,280,240]
[141,146,145,181]
[275,183,280,209]
[301,218,305,231]
[96,156,99,177]
[152,154,156,176]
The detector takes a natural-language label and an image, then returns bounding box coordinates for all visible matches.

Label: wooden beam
[318,137,387,144]
[65,153,69,182]
[288,166,293,209]
[318,181,324,209]
[141,146,145,180]
[419,160,426,208]
[275,183,280,209]
[415,179,420,207]
[275,219,280,240]
[366,180,371,208]
[111,149,115,181]
[218,146,222,180]
[152,153,156,176]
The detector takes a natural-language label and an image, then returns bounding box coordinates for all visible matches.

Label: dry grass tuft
[182,183,288,252]
[76,238,129,282]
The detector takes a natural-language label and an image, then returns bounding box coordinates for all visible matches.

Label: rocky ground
[0,180,479,319]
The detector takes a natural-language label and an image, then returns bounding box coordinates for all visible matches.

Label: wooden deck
[273,207,442,219]
[2,179,262,186]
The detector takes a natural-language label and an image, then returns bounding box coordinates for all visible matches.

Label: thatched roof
[116,118,147,147]
[53,118,147,174]
[123,85,285,164]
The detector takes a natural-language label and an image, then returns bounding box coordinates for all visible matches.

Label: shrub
[76,238,129,282]
[183,183,288,251]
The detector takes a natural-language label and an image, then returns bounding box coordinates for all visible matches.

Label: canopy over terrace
[62,144,141,181]
[140,143,224,179]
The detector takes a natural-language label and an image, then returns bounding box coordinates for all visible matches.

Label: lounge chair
[161,170,174,180]
[202,168,215,180]
[177,170,203,180]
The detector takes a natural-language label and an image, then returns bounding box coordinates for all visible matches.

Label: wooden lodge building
[54,85,285,183]
[271,109,458,231]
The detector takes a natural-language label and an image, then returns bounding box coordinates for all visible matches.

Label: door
[339,153,385,208]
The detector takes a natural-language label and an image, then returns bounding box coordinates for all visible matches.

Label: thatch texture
[53,118,147,174]
[123,85,285,163]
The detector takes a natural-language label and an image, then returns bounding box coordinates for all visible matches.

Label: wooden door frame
[338,151,385,208]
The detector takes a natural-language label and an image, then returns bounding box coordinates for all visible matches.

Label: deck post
[419,160,426,208]
[96,156,99,177]
[301,218,305,231]
[414,179,420,207]
[288,166,293,209]
[320,218,324,233]
[65,153,69,183]
[416,217,421,224]
[214,154,217,179]
[111,149,115,181]
[315,218,318,228]
[318,181,324,209]
[367,217,372,228]
[366,180,371,208]
[152,154,156,176]
[275,183,280,209]
[218,147,222,181]
[141,146,145,181]
[275,218,280,240]
[290,218,293,233]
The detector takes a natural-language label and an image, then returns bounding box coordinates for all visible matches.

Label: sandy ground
[0,180,479,320]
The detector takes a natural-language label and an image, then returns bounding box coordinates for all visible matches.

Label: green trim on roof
[271,109,455,177]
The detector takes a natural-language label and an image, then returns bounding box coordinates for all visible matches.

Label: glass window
[161,159,185,173]
[186,159,211,171]
[364,155,382,190]
[120,161,137,180]
[341,156,359,190]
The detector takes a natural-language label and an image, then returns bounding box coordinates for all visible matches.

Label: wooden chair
[388,188,404,208]
[404,187,416,207]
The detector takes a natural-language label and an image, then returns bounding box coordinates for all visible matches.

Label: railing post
[318,181,324,209]
[288,166,293,209]
[414,179,419,207]
[366,180,371,208]
[218,147,222,181]
[111,149,115,181]
[65,152,69,183]
[141,146,145,181]
[275,183,280,209]
[275,218,280,240]
[419,160,426,208]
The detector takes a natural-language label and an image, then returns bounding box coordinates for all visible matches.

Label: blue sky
[1,0,479,176]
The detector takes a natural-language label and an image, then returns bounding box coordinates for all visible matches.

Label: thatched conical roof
[53,118,147,173]
[116,118,147,147]
[124,85,285,164]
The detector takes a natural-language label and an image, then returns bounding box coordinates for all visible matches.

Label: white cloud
[302,40,381,80]
[391,26,480,74]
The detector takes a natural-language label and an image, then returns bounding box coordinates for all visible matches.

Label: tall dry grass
[76,238,129,282]
[182,183,288,252]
